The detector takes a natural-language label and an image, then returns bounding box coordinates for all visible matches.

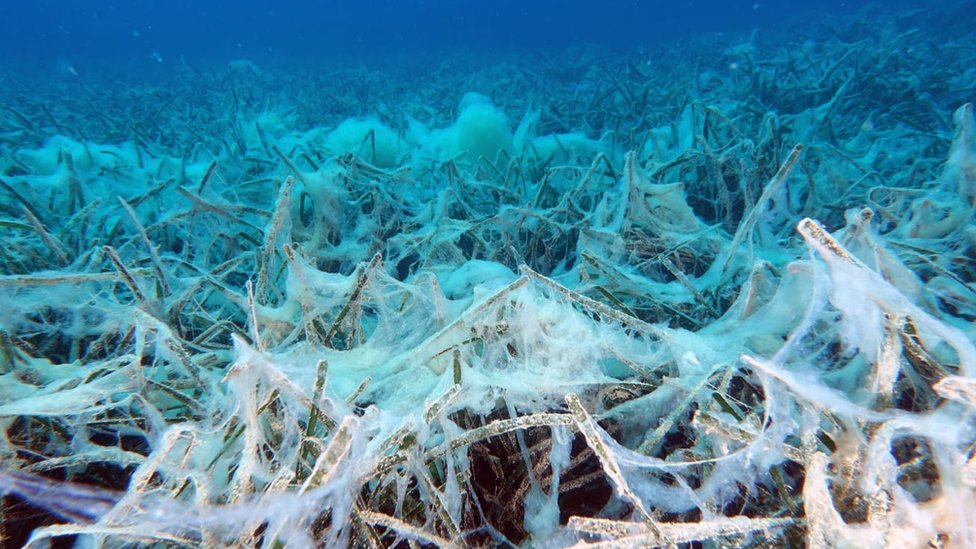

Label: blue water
[3,0,886,72]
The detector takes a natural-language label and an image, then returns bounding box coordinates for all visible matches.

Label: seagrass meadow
[1,2,976,548]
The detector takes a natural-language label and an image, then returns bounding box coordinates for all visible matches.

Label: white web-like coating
[2,8,976,547]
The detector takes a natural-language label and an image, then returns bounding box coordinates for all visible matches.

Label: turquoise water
[2,1,880,67]
[1,1,974,547]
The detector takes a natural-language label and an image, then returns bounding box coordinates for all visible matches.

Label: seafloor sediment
[1,3,975,548]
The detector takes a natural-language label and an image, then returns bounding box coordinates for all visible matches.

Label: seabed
[0,3,975,548]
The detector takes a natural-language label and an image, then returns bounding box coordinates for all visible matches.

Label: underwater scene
[1,0,975,547]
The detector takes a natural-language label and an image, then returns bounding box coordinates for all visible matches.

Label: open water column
[0,0,975,546]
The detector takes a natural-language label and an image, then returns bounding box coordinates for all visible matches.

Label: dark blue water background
[1,0,895,76]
